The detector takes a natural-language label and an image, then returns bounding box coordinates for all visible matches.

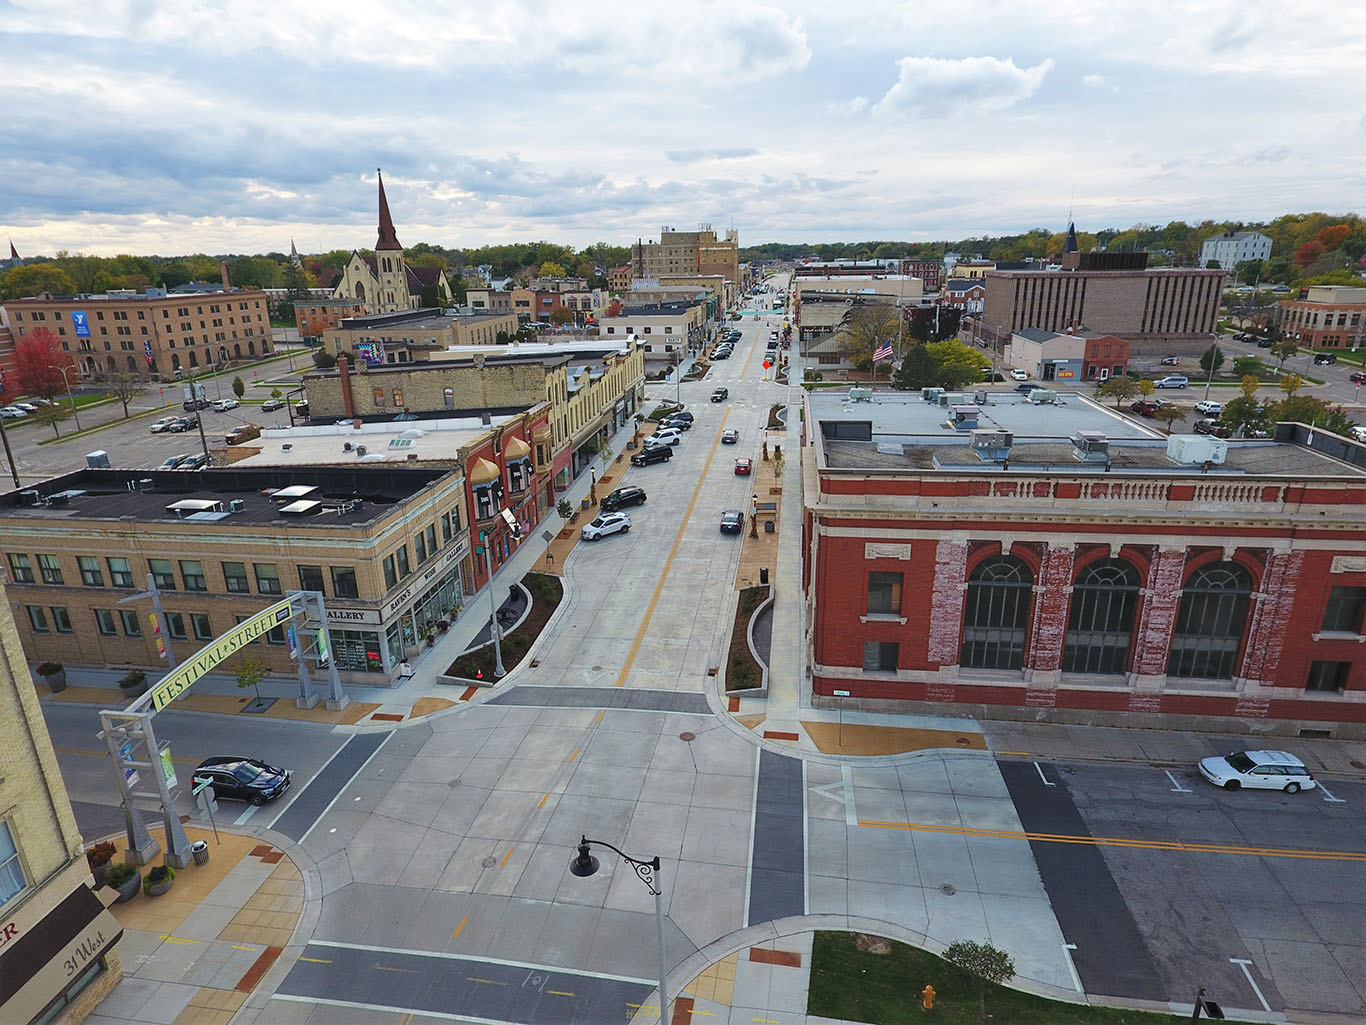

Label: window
[1305,660,1350,693]
[1062,559,1140,675]
[414,529,429,564]
[331,566,359,598]
[7,553,33,583]
[94,609,117,635]
[866,572,903,615]
[166,612,188,640]
[37,554,64,585]
[149,558,176,590]
[26,606,49,632]
[119,609,142,636]
[444,387,455,409]
[254,563,282,594]
[441,512,453,542]
[508,460,530,492]
[180,560,207,591]
[382,554,397,589]
[79,556,104,587]
[0,822,28,905]
[192,613,212,641]
[1168,562,1252,680]
[1321,586,1365,633]
[862,641,899,672]
[372,387,386,407]
[392,388,404,407]
[266,624,287,645]
[960,555,1033,671]
[223,562,250,593]
[298,565,325,592]
[99,556,133,588]
[395,545,410,578]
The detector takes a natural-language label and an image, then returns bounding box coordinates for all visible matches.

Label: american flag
[873,342,895,363]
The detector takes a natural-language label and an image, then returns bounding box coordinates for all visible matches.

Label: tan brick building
[293,297,366,340]
[322,308,519,364]
[631,225,740,288]
[0,588,124,1024]
[1277,286,1366,350]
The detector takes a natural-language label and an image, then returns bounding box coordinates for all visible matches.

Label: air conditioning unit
[228,499,246,514]
[356,445,367,457]
[344,441,353,452]
[1071,431,1109,462]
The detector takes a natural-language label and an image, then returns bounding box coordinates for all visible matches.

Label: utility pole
[120,573,178,670]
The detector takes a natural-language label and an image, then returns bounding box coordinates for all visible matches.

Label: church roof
[375,170,403,251]
[1063,221,1079,253]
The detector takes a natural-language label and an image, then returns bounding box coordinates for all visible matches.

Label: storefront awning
[468,457,499,485]
[1,884,122,1021]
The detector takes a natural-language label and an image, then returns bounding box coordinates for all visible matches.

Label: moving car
[1154,375,1189,389]
[212,398,240,411]
[1161,355,1182,366]
[581,511,631,541]
[719,509,744,534]
[194,756,292,805]
[1193,418,1231,438]
[721,429,739,445]
[1129,399,1164,417]
[261,398,285,411]
[1009,369,1029,381]
[1351,371,1366,385]
[646,427,683,447]
[1313,352,1337,365]
[1194,400,1222,416]
[600,486,646,512]
[711,387,729,402]
[1197,750,1317,793]
[630,445,672,466]
[148,416,178,433]
[1015,383,1038,394]
[734,457,752,475]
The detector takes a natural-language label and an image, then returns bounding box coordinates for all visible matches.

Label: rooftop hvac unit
[921,387,944,403]
[1026,389,1057,404]
[344,442,353,452]
[85,450,111,468]
[228,499,246,514]
[847,387,873,403]
[355,445,367,457]
[971,430,1013,461]
[950,405,980,430]
[1168,434,1228,465]
[406,453,419,462]
[938,392,969,407]
[1071,431,1109,462]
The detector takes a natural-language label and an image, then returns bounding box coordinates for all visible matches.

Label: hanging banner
[158,746,177,789]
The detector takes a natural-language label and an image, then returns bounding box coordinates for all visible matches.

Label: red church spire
[375,168,402,251]
[8,240,17,260]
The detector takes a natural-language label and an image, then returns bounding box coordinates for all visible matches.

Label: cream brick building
[322,308,519,364]
[631,225,740,289]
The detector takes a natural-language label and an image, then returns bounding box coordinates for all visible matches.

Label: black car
[662,417,692,431]
[667,410,693,423]
[601,486,647,512]
[169,414,199,432]
[1015,383,1037,394]
[631,445,672,466]
[719,509,744,534]
[1194,418,1231,438]
[194,757,291,805]
[1256,337,1274,348]
[261,398,286,412]
[712,349,732,360]
[1313,352,1337,365]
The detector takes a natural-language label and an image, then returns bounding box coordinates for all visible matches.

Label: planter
[90,861,111,887]
[145,879,173,897]
[111,869,142,903]
[40,669,67,693]
[119,681,148,699]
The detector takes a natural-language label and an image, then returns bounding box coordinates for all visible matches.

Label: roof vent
[228,499,246,514]
[406,453,419,462]
[356,445,367,457]
[344,441,353,452]
[1071,431,1109,462]
[281,443,293,451]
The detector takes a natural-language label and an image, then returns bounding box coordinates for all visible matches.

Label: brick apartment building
[801,389,1366,737]
[1277,285,1366,350]
[631,226,740,289]
[322,308,518,364]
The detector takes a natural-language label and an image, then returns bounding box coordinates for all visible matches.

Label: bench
[755,501,778,518]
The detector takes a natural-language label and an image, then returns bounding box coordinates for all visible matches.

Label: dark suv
[1312,352,1337,365]
[630,445,672,466]
[601,486,647,512]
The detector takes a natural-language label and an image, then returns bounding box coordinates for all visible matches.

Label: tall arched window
[1168,562,1252,679]
[1062,559,1140,674]
[961,555,1033,670]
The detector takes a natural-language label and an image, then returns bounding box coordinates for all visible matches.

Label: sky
[2,0,1364,257]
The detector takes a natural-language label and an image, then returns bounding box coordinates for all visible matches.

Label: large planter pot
[113,870,142,903]
[144,879,173,897]
[119,681,148,699]
[40,669,67,693]
[90,861,111,887]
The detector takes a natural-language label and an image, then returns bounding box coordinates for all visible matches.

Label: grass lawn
[808,932,1187,1025]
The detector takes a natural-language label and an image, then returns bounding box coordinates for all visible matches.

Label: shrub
[86,841,117,870]
[729,654,755,688]
[104,862,137,888]
[118,669,146,689]
[37,660,63,676]
[144,865,175,893]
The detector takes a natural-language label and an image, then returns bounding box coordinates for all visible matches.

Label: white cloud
[1081,74,1107,87]
[871,56,1056,120]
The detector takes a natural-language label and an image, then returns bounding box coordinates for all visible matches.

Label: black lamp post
[570,836,669,1024]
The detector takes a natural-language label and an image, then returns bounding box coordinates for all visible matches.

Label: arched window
[233,344,242,358]
[1168,562,1252,679]
[126,355,138,373]
[961,555,1033,670]
[170,354,181,370]
[1062,559,1140,674]
[188,351,198,367]
[355,282,365,301]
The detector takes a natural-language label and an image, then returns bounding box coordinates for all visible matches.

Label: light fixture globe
[569,836,599,878]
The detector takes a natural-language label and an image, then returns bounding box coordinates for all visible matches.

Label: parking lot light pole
[570,836,668,1025]
[60,365,83,432]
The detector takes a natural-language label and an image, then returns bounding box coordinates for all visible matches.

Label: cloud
[871,55,1056,119]
[664,148,760,164]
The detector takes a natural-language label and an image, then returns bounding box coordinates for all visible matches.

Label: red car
[734,458,752,475]
[1129,399,1164,417]
[1351,371,1366,385]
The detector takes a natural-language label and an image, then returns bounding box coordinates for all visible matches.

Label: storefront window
[331,629,384,672]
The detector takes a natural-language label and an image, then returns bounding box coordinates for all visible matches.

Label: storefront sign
[0,887,122,1019]
[325,606,382,626]
[145,598,293,712]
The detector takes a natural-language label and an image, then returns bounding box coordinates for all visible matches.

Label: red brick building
[899,258,942,291]
[801,390,1366,737]
[461,408,554,591]
[1277,285,1366,350]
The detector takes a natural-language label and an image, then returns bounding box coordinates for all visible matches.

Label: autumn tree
[538,261,567,279]
[925,339,991,385]
[1232,356,1264,378]
[1137,378,1156,399]
[2,263,79,300]
[1270,338,1299,367]
[1097,376,1140,407]
[1272,395,1355,435]
[1316,224,1351,251]
[30,402,72,437]
[12,328,75,403]
[1279,373,1304,397]
[107,371,143,418]
[1295,240,1325,269]
[838,305,900,372]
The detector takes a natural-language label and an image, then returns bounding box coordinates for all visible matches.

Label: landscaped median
[442,572,563,683]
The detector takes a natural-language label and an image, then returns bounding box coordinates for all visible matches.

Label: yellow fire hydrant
[921,984,935,1011]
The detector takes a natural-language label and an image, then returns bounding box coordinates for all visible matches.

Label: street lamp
[60,365,82,432]
[570,836,669,1025]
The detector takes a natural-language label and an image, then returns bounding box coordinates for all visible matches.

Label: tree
[312,349,336,370]
[1269,338,1299,367]
[30,401,72,438]
[548,307,574,326]
[936,362,981,389]
[1279,373,1304,397]
[605,299,623,317]
[892,344,937,390]
[1295,240,1325,269]
[1232,356,1264,378]
[234,655,268,704]
[107,371,142,418]
[1097,376,1140,407]
[2,263,79,300]
[838,305,900,372]
[1316,224,1352,251]
[1137,378,1156,398]
[232,376,246,399]
[1272,395,1355,435]
[12,328,75,402]
[1221,394,1268,435]
[925,339,991,381]
[1198,345,1225,378]
[538,261,567,279]
[943,940,1015,1023]
[1240,375,1261,399]
[1234,259,1264,286]
[1154,404,1187,434]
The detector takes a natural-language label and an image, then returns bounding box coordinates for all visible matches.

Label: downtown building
[801,389,1366,737]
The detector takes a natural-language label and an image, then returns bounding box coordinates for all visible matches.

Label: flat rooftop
[238,418,498,467]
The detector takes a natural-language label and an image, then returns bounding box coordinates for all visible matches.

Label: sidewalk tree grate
[941,883,956,895]
[481,856,497,868]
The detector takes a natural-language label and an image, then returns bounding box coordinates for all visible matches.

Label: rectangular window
[331,566,359,598]
[441,512,452,542]
[106,557,135,588]
[120,609,142,636]
[148,558,176,590]
[191,613,212,641]
[0,822,29,905]
[79,556,104,587]
[382,555,397,589]
[392,388,404,407]
[1322,586,1365,633]
[298,565,325,592]
[26,606,49,632]
[372,387,386,407]
[180,560,207,591]
[395,545,410,578]
[862,641,899,672]
[423,524,436,559]
[7,553,33,583]
[450,504,462,531]
[867,572,903,615]
[223,561,250,593]
[51,606,73,633]
[266,624,287,645]
[1306,660,1350,693]
[37,554,64,585]
[95,608,117,635]
[166,612,187,640]
[254,563,282,595]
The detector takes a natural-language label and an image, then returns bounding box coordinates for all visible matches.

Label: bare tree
[108,371,143,418]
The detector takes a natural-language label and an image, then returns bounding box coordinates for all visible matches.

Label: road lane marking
[452,916,467,939]
[466,977,506,986]
[614,408,732,687]
[1034,762,1055,787]
[306,939,655,984]
[1230,958,1271,1012]
[858,819,1366,860]
[1317,782,1345,804]
[537,793,549,809]
[1060,943,1082,992]
[500,848,513,867]
[297,956,332,964]
[1165,770,1192,793]
[569,748,580,762]
[546,990,575,997]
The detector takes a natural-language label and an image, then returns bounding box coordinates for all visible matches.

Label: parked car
[667,410,693,423]
[161,453,192,469]
[169,414,199,432]
[212,398,240,411]
[148,416,178,433]
[1256,337,1274,349]
[0,406,29,419]
[1197,750,1317,793]
[661,417,692,432]
[1233,332,1250,342]
[1194,400,1222,416]
[646,428,683,448]
[721,429,739,445]
[261,398,285,411]
[1009,369,1029,381]
[1351,371,1366,385]
[194,757,292,805]
[183,397,211,411]
[711,387,729,402]
[734,457,752,475]
[12,403,38,414]
[1194,419,1231,438]
[225,424,261,446]
[712,349,732,360]
[1015,383,1038,394]
[600,486,646,512]
[719,509,744,534]
[581,511,631,541]
[1161,355,1182,366]
[630,445,673,466]
[176,453,209,470]
[1313,352,1337,365]
[1129,400,1164,417]
[1154,375,1189,389]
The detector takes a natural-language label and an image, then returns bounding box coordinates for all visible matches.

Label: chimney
[338,354,355,418]
[220,260,232,291]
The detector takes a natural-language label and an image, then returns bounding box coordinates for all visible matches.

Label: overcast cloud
[1,0,1362,256]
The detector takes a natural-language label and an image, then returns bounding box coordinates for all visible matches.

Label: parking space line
[1317,782,1345,804]
[1164,770,1192,794]
[1230,958,1271,1012]
[1034,762,1055,787]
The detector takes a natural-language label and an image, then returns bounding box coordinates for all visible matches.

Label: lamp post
[60,365,82,432]
[478,531,506,678]
[570,836,669,1025]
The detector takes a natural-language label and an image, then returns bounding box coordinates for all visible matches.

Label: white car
[1198,750,1317,793]
[581,511,631,541]
[0,406,28,419]
[12,403,38,413]
[1194,400,1222,416]
[645,428,683,447]
[149,416,179,433]
[212,398,240,411]
[1009,369,1029,381]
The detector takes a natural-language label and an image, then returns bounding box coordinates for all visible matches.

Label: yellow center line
[593,710,604,724]
[230,944,259,951]
[158,935,202,945]
[500,848,513,867]
[858,819,1366,861]
[569,748,580,762]
[467,977,506,986]
[546,990,575,997]
[298,956,332,964]
[615,409,732,687]
[451,916,467,939]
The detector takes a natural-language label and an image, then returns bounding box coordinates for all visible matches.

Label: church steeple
[1063,221,1079,253]
[375,168,402,251]
[8,240,18,260]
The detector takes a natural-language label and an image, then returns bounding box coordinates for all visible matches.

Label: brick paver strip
[761,730,799,741]
[669,995,695,1025]
[249,844,274,859]
[749,947,802,968]
[459,686,479,701]
[234,945,283,992]
[370,712,405,721]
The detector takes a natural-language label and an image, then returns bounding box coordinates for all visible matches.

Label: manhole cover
[449,779,462,788]
[592,665,603,671]
[940,884,956,896]
[481,856,497,868]
[679,732,696,742]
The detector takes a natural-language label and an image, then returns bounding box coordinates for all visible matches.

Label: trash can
[764,520,775,533]
[760,567,769,585]
[190,840,210,866]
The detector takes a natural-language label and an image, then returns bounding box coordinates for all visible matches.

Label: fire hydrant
[921,984,935,1011]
